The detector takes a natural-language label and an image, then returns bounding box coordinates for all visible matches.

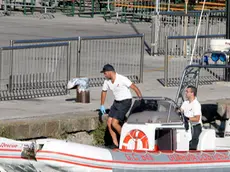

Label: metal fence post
[9,40,13,92]
[0,48,2,96]
[91,0,95,18]
[140,34,145,83]
[225,0,230,81]
[4,0,7,13]
[153,14,160,56]
[71,0,75,16]
[66,42,71,94]
[183,14,188,58]
[164,36,168,87]
[205,11,210,50]
[77,36,81,78]
[67,41,71,80]
[150,15,155,56]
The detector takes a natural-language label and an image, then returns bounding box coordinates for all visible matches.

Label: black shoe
[108,143,119,149]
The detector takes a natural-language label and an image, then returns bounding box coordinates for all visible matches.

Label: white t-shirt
[102,73,132,101]
[181,98,202,125]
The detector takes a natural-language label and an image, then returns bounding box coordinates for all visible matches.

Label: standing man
[180,85,202,150]
[100,64,142,148]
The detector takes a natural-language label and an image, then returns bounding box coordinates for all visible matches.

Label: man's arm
[189,102,201,122]
[101,91,107,105]
[130,83,142,99]
[188,115,200,122]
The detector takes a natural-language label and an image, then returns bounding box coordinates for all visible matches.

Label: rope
[189,0,207,65]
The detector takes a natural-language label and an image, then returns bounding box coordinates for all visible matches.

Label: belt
[192,123,201,127]
[115,99,132,103]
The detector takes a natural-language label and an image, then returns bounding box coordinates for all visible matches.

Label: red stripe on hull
[37,150,230,165]
[37,157,112,170]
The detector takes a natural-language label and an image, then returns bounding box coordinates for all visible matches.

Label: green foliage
[91,122,107,146]
[0,126,12,138]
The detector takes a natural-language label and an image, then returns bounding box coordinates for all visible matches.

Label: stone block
[13,124,30,139]
[59,119,72,133]
[29,122,46,138]
[45,121,60,137]
[69,116,99,132]
[67,132,94,145]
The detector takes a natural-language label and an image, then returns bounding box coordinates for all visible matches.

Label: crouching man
[100,64,142,149]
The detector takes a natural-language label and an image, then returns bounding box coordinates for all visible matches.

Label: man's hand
[175,107,180,113]
[100,105,106,115]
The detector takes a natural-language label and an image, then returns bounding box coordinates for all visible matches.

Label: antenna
[189,0,207,65]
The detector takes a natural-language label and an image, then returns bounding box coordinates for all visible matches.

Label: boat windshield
[127,97,182,124]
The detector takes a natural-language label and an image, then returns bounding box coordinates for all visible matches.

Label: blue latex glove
[100,105,106,115]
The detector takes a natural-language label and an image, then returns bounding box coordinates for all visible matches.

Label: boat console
[119,97,189,151]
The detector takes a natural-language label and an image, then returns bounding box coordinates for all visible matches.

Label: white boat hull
[0,137,230,172]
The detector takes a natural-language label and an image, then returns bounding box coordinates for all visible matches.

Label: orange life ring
[122,129,149,150]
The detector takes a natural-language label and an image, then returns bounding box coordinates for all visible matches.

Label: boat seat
[197,129,216,151]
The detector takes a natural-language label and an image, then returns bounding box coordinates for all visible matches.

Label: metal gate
[11,34,144,88]
[158,34,226,87]
[0,34,144,101]
[0,42,70,100]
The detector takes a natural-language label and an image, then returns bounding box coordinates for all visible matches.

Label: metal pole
[67,42,70,94]
[204,10,210,51]
[4,0,7,13]
[183,0,188,58]
[77,37,81,78]
[164,36,168,87]
[0,48,2,99]
[67,42,71,83]
[140,34,145,83]
[9,40,13,92]
[155,0,159,13]
[150,15,155,56]
[225,0,230,81]
[167,0,170,11]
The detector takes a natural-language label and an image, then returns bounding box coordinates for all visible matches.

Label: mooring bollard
[76,85,90,103]
[67,78,90,103]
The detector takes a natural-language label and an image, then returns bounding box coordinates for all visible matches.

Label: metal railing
[151,10,226,55]
[11,36,80,80]
[12,34,144,86]
[1,0,57,18]
[0,34,144,101]
[78,34,144,85]
[160,34,226,87]
[0,42,70,100]
[105,10,226,57]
